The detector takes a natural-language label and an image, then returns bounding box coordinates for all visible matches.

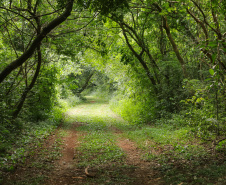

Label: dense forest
[0,0,225,184]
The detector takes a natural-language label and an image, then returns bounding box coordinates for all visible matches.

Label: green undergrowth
[2,129,64,185]
[58,95,83,108]
[0,99,70,183]
[68,96,225,184]
[0,94,84,175]
[113,123,224,185]
[120,124,207,159]
[76,131,125,167]
[163,161,226,185]
[0,120,58,172]
[65,97,126,168]
[82,165,136,185]
[116,123,225,184]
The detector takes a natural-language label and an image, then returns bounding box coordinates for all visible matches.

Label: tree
[0,0,74,83]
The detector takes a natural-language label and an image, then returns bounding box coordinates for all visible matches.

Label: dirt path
[116,136,164,184]
[45,123,84,185]
[45,129,164,185]
[3,97,226,185]
[3,98,164,185]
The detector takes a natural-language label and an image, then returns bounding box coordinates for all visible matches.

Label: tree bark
[13,44,42,118]
[162,16,187,77]
[0,0,74,83]
[120,24,158,93]
[154,3,187,77]
[77,71,95,94]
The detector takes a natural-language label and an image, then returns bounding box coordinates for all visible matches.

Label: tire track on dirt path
[45,123,85,185]
[115,131,164,185]
[2,127,63,185]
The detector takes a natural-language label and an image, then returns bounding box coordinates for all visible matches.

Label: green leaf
[208,42,217,48]
[212,53,217,62]
[209,69,214,76]
[205,78,211,81]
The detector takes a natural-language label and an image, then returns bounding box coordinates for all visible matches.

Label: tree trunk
[13,10,43,118]
[154,3,187,77]
[13,44,42,118]
[120,25,158,93]
[0,0,74,83]
[77,71,95,94]
[162,16,187,77]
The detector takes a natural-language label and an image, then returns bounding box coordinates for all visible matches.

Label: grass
[120,124,207,160]
[2,128,64,185]
[0,120,59,174]
[68,96,225,185]
[115,123,225,184]
[65,97,126,168]
[164,162,226,185]
[8,174,47,185]
[76,131,125,167]
[2,96,225,184]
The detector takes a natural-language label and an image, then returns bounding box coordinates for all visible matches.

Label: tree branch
[0,0,74,84]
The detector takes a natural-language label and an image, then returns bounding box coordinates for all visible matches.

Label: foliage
[0,1,225,181]
[66,98,226,184]
[0,118,61,171]
[78,0,130,15]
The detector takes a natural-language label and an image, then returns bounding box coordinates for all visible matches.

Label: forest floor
[2,97,226,185]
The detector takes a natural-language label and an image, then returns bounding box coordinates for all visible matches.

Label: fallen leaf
[72,177,84,179]
[153,177,161,181]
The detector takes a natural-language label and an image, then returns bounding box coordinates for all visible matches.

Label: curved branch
[0,6,37,29]
[120,23,158,92]
[13,45,42,118]
[191,0,222,39]
[154,3,187,77]
[52,13,98,37]
[0,0,74,84]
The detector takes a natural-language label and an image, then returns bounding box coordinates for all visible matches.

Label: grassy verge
[0,100,69,184]
[0,120,58,171]
[118,123,226,185]
[2,129,64,185]
[68,97,135,184]
[66,96,226,184]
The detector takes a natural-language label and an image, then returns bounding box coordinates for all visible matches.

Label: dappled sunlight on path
[2,96,164,185]
[66,96,126,126]
[3,97,225,184]
[62,96,164,185]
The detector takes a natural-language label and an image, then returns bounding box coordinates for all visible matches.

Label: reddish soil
[117,137,164,185]
[44,123,86,185]
[3,123,165,185]
[2,129,60,184]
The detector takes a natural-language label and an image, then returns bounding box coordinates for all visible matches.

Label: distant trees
[0,0,94,118]
[0,0,225,141]
[78,0,225,138]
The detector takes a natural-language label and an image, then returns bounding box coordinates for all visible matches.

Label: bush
[110,94,156,124]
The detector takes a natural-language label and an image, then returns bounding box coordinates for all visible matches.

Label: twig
[85,166,96,178]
